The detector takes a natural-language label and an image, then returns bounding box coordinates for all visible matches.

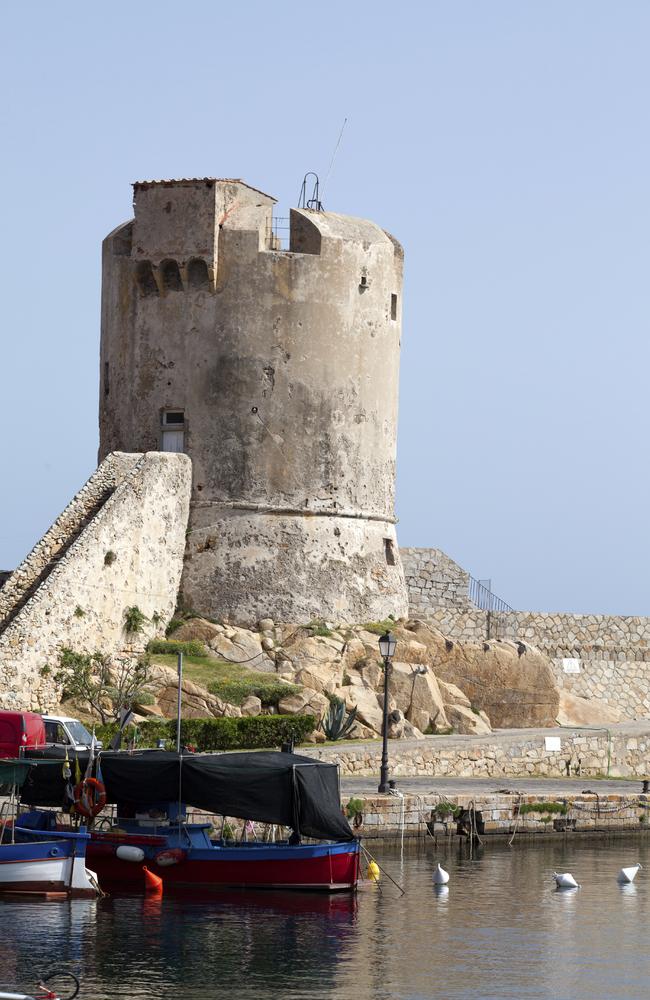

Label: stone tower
[99,178,408,625]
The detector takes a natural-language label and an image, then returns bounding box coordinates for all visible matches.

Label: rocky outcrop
[557,690,624,727]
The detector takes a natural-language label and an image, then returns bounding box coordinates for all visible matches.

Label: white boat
[0,759,99,898]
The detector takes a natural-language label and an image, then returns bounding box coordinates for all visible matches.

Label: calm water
[2,837,650,1000]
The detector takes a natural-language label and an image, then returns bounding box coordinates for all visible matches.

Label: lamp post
[378,630,397,793]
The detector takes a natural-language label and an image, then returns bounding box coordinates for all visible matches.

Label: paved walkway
[341,775,648,797]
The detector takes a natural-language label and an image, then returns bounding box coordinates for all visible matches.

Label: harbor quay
[311,721,650,842]
[304,721,650,780]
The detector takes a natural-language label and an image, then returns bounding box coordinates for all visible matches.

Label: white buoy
[433,862,450,885]
[617,863,642,884]
[553,871,580,889]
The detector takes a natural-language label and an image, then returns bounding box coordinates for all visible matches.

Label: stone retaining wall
[0,451,191,712]
[346,791,648,841]
[400,546,650,719]
[304,725,650,779]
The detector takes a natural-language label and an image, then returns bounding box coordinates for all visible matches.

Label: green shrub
[345,797,364,819]
[321,700,358,740]
[104,550,117,566]
[147,639,207,657]
[434,801,460,819]
[95,714,315,752]
[165,617,184,637]
[207,678,298,708]
[95,719,170,748]
[124,606,148,634]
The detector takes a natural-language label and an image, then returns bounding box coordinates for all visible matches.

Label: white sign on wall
[562,658,581,674]
[545,736,562,752]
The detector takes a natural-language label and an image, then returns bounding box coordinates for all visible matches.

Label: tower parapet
[99,178,408,624]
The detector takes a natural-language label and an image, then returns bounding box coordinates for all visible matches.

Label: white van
[42,715,102,751]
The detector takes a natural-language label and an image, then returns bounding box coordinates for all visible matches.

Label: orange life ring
[73,777,107,818]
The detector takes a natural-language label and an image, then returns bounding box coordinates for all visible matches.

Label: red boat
[22,750,360,893]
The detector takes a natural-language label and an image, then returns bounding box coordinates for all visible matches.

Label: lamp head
[378,630,397,660]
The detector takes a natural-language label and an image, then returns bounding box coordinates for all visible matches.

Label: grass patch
[148,639,207,657]
[150,653,299,707]
[519,801,568,816]
[306,619,334,637]
[360,618,396,635]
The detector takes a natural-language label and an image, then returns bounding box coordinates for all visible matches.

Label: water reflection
[2,840,650,999]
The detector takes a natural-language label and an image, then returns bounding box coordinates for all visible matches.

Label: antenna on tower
[297,172,323,211]
[320,117,348,202]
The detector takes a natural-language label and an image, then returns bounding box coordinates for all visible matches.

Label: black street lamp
[378,629,397,793]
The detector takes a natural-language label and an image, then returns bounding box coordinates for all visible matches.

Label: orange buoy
[143,865,163,893]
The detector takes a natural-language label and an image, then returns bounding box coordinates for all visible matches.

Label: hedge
[94,714,315,752]
[207,678,299,707]
[146,639,207,657]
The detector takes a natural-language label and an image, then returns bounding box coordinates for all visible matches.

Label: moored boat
[21,750,360,893]
[0,760,99,899]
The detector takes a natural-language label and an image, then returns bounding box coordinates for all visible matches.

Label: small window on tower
[384,538,396,566]
[161,410,185,452]
[390,294,398,321]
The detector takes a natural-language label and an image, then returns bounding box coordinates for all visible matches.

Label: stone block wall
[400,548,471,617]
[400,546,650,720]
[306,724,650,779]
[337,791,646,841]
[0,451,191,712]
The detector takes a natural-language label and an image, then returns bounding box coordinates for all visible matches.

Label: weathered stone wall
[401,546,650,719]
[401,547,472,616]
[337,791,647,841]
[100,179,408,626]
[0,452,191,712]
[0,452,138,629]
[306,723,650,779]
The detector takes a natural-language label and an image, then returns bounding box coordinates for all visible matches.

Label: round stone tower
[99,178,408,625]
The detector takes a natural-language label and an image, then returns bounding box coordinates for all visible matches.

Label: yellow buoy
[366,860,380,882]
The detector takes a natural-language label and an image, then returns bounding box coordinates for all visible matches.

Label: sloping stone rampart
[0,452,191,712]
[0,453,139,631]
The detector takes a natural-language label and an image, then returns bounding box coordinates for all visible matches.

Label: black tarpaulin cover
[21,750,354,842]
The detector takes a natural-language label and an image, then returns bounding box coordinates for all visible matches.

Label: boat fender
[73,777,107,818]
[366,861,380,882]
[155,848,187,867]
[116,845,145,863]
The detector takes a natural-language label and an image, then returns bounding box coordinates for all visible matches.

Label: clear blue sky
[1,1,648,616]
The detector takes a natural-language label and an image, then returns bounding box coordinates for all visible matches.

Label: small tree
[54,647,151,724]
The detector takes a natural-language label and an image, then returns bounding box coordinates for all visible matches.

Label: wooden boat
[20,750,360,893]
[0,760,99,899]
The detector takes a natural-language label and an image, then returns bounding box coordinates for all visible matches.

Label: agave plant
[321,699,358,741]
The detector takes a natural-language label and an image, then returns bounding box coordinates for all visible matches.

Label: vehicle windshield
[65,720,93,744]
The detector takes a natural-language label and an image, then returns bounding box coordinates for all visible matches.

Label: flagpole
[176,651,183,754]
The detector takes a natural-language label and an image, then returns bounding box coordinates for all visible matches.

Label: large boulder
[278,687,329,720]
[557,690,624,726]
[344,686,384,734]
[169,617,222,643]
[387,662,450,733]
[446,703,491,735]
[401,623,560,728]
[208,629,273,671]
[295,660,342,694]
